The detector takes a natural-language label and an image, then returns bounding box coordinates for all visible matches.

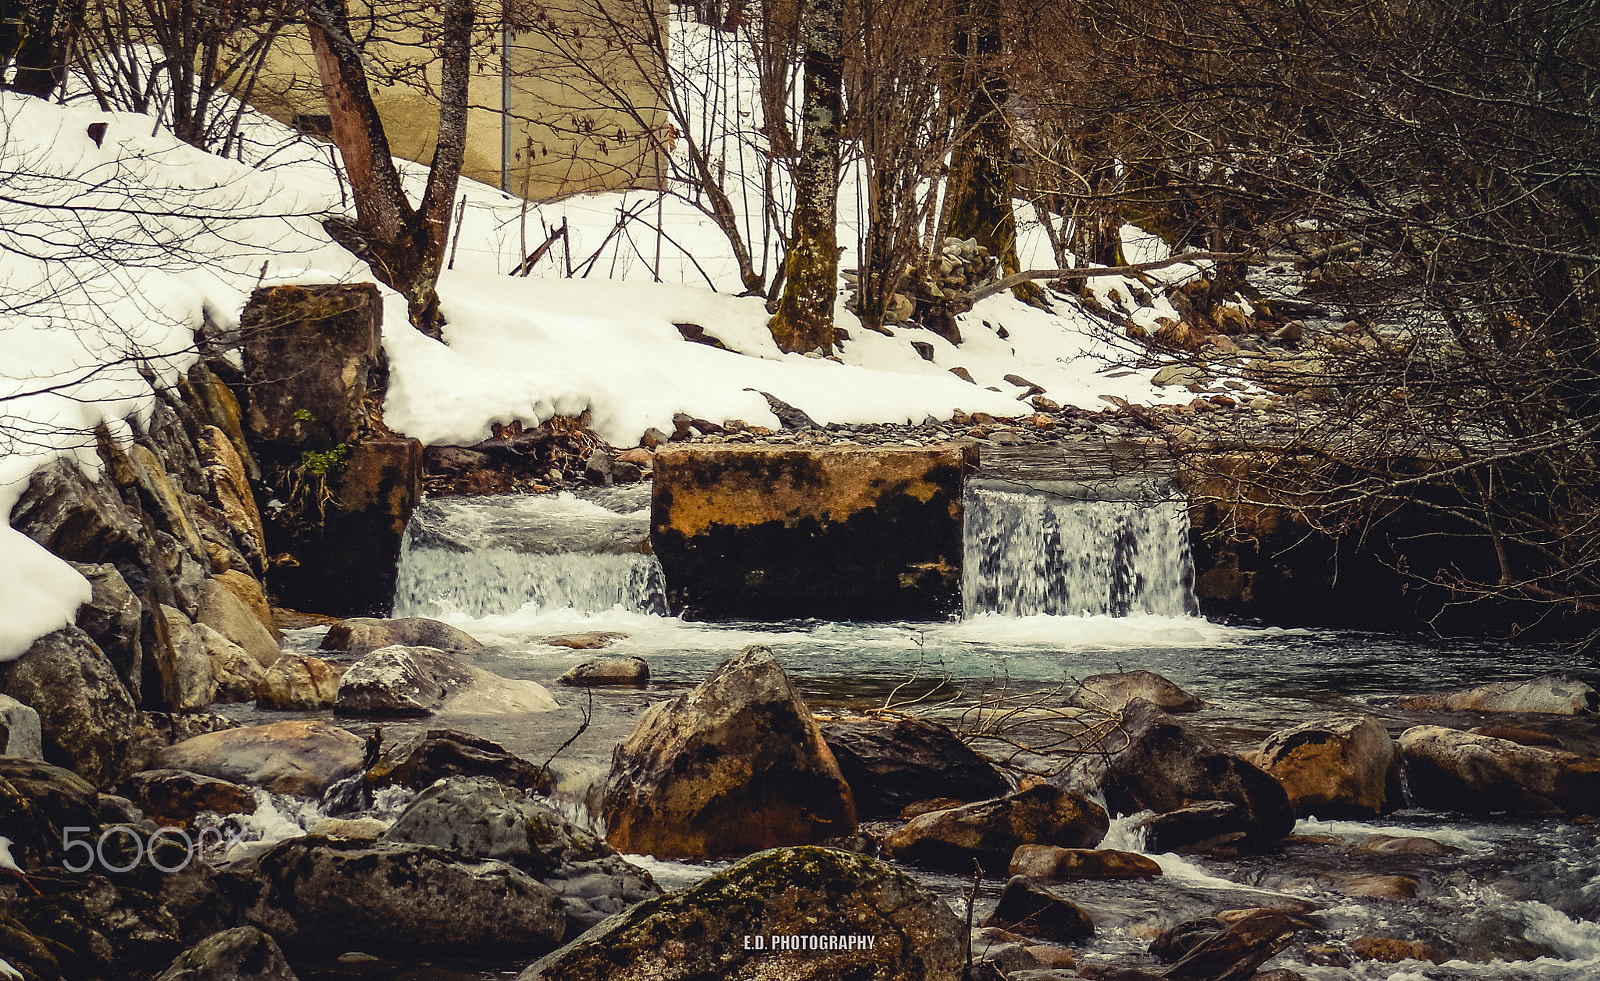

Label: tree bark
[769,0,844,354]
[1,0,83,97]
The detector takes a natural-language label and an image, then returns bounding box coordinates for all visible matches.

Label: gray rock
[152,926,300,981]
[321,616,484,657]
[821,714,1010,817]
[559,656,648,687]
[1254,714,1396,817]
[119,769,258,827]
[335,645,557,716]
[602,645,856,859]
[153,719,363,796]
[982,875,1095,943]
[1399,725,1600,816]
[9,457,144,568]
[518,846,964,981]
[0,693,43,761]
[1067,670,1202,714]
[885,784,1108,873]
[155,606,219,711]
[1399,674,1597,715]
[233,835,565,954]
[70,561,143,701]
[0,626,138,786]
[256,654,344,710]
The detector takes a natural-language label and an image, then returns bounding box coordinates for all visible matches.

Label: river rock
[153,719,364,796]
[9,457,145,568]
[1134,800,1249,853]
[151,926,299,981]
[1066,670,1202,714]
[335,645,558,716]
[0,694,43,761]
[559,656,649,687]
[365,728,552,794]
[69,561,143,700]
[120,769,258,827]
[1398,725,1600,816]
[0,625,138,786]
[821,714,1010,817]
[1162,909,1310,981]
[152,605,219,710]
[602,645,856,859]
[321,616,484,657]
[1350,936,1447,964]
[197,623,264,704]
[517,846,966,981]
[1253,714,1396,817]
[6,869,186,976]
[885,784,1109,873]
[544,631,627,650]
[1052,699,1294,842]
[382,776,660,934]
[212,569,281,642]
[983,876,1095,942]
[1355,834,1459,857]
[256,654,344,710]
[231,835,565,954]
[1398,674,1597,715]
[1009,844,1160,880]
[196,578,280,668]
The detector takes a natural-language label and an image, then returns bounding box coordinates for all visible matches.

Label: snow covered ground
[0,28,1209,659]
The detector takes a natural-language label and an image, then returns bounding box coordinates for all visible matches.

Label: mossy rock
[518,846,965,980]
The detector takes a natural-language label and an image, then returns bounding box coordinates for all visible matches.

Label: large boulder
[9,458,145,568]
[119,769,258,827]
[821,714,1010,817]
[363,728,552,795]
[1398,675,1598,715]
[334,645,557,716]
[195,579,280,668]
[1398,725,1600,816]
[382,776,660,934]
[1052,699,1294,843]
[151,926,299,981]
[1253,715,1397,817]
[256,654,344,710]
[0,626,138,787]
[196,426,268,576]
[0,757,104,866]
[152,719,364,796]
[230,836,565,954]
[982,875,1095,943]
[885,784,1109,873]
[211,569,281,643]
[1066,670,1202,714]
[69,561,143,701]
[602,646,856,859]
[321,616,484,658]
[517,846,966,981]
[153,606,219,711]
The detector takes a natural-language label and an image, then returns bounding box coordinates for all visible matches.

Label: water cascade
[392,489,668,618]
[962,478,1198,618]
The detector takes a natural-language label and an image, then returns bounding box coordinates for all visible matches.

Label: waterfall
[392,491,669,618]
[962,479,1198,618]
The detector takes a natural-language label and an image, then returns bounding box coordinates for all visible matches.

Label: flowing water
[266,486,1599,979]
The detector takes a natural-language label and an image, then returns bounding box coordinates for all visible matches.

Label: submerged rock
[517,846,965,981]
[885,784,1108,873]
[153,719,363,796]
[1253,714,1397,817]
[1066,670,1202,714]
[1398,725,1600,816]
[1398,674,1597,715]
[321,616,484,657]
[821,714,1010,818]
[151,926,300,981]
[1053,699,1294,843]
[603,645,856,859]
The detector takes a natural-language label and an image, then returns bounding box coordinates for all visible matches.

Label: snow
[0,24,1196,660]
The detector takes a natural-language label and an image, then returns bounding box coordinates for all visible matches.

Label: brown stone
[1254,714,1396,817]
[542,631,627,650]
[885,784,1108,873]
[197,426,266,573]
[212,570,281,642]
[1067,670,1202,714]
[257,654,344,711]
[1399,725,1600,816]
[899,797,966,820]
[1334,874,1419,899]
[1351,937,1447,964]
[1009,844,1161,880]
[152,719,364,796]
[982,875,1094,943]
[1356,834,1458,857]
[120,769,259,827]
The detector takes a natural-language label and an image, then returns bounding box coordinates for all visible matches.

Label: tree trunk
[1,0,83,97]
[305,0,473,339]
[769,0,843,354]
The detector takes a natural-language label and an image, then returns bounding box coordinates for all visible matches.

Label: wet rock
[153,719,363,796]
[0,757,104,865]
[383,776,660,935]
[119,769,258,827]
[1254,714,1397,817]
[559,656,649,687]
[1053,699,1294,843]
[0,626,138,787]
[1398,725,1600,816]
[320,616,484,657]
[885,784,1108,873]
[151,926,300,981]
[197,426,267,576]
[0,694,43,761]
[1350,936,1447,964]
[821,714,1010,817]
[1066,670,1202,714]
[982,876,1094,943]
[1151,917,1227,962]
[1468,725,1563,748]
[7,869,185,976]
[1331,873,1418,899]
[256,654,344,711]
[1008,844,1160,880]
[10,458,145,570]
[517,846,964,981]
[543,631,627,650]
[1162,909,1310,981]
[1134,800,1250,853]
[1398,674,1597,715]
[365,728,552,795]
[231,835,564,954]
[1355,834,1458,857]
[335,645,557,716]
[195,579,280,668]
[900,797,966,820]
[603,646,856,859]
[69,562,143,701]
